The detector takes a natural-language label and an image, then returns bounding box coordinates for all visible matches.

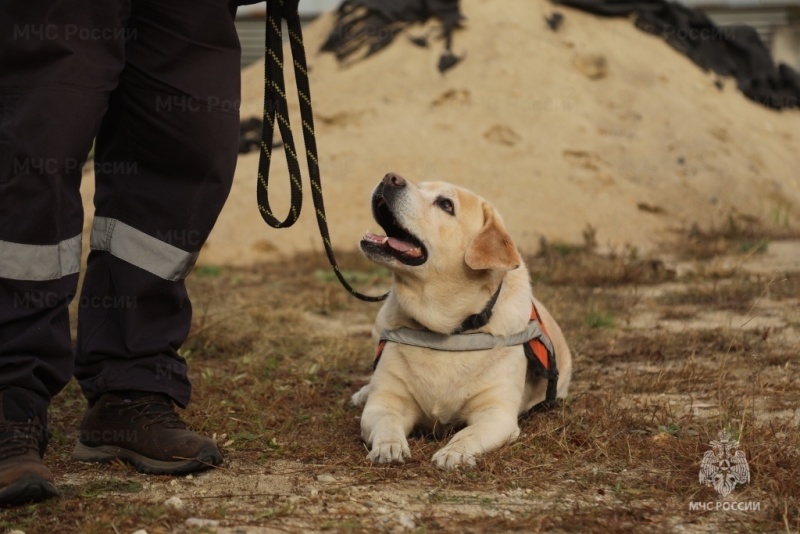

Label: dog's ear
[465,203,521,271]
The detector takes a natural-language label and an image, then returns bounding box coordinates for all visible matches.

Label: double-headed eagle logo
[699,430,750,497]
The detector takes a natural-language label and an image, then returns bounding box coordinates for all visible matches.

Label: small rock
[164,496,184,510]
[316,474,336,483]
[9,530,27,534]
[398,512,416,530]
[130,530,148,534]
[185,474,193,480]
[185,518,219,528]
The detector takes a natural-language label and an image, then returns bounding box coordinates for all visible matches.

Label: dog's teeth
[364,232,389,245]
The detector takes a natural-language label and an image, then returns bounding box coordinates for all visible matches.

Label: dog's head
[360,173,521,279]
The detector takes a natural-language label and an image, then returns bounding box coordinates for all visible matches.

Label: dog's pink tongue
[364,233,422,258]
[388,238,423,258]
[387,237,414,252]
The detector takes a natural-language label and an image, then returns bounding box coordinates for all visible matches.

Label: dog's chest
[392,344,525,425]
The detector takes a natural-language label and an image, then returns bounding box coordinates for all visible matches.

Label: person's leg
[0,0,127,504]
[73,0,241,473]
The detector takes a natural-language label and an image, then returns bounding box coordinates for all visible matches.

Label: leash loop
[257,0,388,302]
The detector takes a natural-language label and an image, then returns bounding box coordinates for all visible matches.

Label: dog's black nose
[382,172,406,188]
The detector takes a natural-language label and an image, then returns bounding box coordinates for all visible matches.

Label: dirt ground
[2,229,798,533]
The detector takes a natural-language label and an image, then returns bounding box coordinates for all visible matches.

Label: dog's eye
[435,197,455,215]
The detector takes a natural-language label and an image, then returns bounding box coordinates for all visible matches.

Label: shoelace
[113,396,187,430]
[0,420,43,460]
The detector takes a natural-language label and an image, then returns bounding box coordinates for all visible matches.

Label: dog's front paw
[368,438,411,464]
[432,446,477,469]
[351,385,371,407]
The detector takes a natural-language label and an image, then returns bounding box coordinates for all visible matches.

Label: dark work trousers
[0,0,241,415]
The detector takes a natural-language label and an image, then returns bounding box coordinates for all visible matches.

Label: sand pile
[83,0,800,266]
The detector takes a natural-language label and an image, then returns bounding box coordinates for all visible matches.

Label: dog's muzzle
[361,173,428,266]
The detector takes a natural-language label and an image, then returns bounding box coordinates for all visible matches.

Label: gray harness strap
[379,321,553,354]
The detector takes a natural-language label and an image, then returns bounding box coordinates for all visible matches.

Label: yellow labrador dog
[352,173,573,469]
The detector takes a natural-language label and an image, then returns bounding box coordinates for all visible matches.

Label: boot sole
[0,475,59,506]
[72,442,222,475]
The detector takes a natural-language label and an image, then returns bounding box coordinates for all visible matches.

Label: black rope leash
[257,0,388,302]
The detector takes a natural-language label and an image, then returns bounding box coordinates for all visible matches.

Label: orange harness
[372,303,560,412]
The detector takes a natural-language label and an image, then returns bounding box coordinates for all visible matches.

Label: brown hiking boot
[73,392,223,475]
[0,387,59,505]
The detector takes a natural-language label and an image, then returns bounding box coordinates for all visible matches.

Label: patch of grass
[530,241,675,287]
[737,238,769,254]
[537,224,599,257]
[195,264,224,277]
[255,502,295,520]
[0,500,180,534]
[314,267,391,284]
[321,520,363,531]
[674,213,799,260]
[586,309,615,329]
[658,281,760,313]
[657,423,681,436]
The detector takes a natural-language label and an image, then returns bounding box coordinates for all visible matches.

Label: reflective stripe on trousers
[0,235,82,281]
[89,217,198,282]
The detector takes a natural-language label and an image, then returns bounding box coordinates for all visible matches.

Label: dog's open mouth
[361,197,428,266]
